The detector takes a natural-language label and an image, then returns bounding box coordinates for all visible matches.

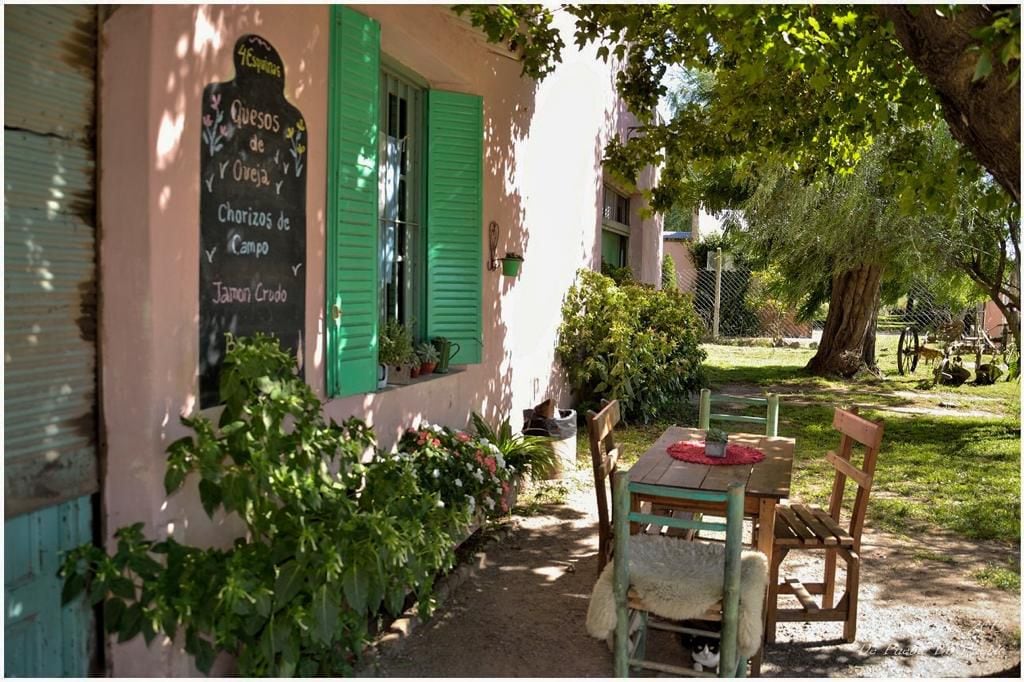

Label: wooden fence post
[712,247,723,339]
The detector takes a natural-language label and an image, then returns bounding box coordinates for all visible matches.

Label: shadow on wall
[351,30,545,444]
[143,4,327,546]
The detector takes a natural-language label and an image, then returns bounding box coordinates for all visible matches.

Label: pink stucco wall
[99,5,659,674]
[665,239,699,293]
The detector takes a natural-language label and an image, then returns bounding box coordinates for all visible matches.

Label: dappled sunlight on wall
[100,5,328,675]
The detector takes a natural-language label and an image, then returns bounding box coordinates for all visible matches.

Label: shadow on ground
[369,473,1020,678]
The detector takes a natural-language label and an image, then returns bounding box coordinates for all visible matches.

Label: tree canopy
[455,4,1020,208]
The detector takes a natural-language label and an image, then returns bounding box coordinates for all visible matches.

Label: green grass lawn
[579,339,1021,544]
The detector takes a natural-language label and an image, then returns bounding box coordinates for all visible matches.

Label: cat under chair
[679,621,722,674]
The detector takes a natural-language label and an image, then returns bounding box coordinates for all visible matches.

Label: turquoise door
[4,5,99,676]
[4,498,93,676]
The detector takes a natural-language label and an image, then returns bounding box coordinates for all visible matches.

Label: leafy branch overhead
[455,4,1020,208]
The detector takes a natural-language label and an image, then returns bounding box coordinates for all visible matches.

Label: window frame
[378,63,427,339]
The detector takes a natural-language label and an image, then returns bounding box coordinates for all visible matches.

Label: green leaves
[557,270,707,422]
[274,560,305,608]
[341,562,369,615]
[57,335,486,677]
[311,585,340,646]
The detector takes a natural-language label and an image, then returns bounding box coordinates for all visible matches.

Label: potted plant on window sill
[499,252,524,277]
[379,320,416,387]
[416,342,439,375]
[704,427,729,458]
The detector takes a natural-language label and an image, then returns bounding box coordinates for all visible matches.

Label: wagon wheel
[897,326,920,375]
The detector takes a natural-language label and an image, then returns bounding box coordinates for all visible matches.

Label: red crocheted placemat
[666,440,765,466]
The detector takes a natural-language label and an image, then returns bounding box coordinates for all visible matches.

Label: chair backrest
[826,407,885,550]
[611,471,747,675]
[586,399,621,574]
[698,388,780,437]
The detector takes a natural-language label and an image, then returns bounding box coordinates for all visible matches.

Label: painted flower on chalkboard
[289,119,306,178]
[202,93,227,157]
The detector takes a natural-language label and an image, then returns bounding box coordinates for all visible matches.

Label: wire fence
[673,256,1006,345]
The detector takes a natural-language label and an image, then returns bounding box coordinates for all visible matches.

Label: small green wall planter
[500,256,523,277]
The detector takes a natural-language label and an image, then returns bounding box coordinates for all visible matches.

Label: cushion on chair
[585,534,769,658]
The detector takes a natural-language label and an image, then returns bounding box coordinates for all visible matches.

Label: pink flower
[484,457,497,475]
[203,114,213,127]
[219,124,229,137]
[456,432,471,443]
[210,93,221,110]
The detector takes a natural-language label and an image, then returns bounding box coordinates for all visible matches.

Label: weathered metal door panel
[4,5,99,677]
[4,497,92,677]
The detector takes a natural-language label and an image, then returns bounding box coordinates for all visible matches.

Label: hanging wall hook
[488,221,499,271]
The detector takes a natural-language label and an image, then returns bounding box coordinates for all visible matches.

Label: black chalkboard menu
[199,35,307,407]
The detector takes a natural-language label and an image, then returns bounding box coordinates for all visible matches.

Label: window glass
[602,185,631,228]
[379,71,422,329]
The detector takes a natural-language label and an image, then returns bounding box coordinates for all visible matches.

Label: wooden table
[628,427,794,675]
[627,426,795,573]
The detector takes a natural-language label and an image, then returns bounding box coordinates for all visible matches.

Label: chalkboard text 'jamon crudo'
[211,281,288,304]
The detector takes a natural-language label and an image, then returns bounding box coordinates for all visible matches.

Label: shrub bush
[60,335,506,676]
[661,253,678,291]
[557,269,707,422]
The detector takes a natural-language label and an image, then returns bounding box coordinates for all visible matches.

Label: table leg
[751,498,777,677]
[629,494,641,536]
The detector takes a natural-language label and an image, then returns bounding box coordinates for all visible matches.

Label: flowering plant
[398,422,515,518]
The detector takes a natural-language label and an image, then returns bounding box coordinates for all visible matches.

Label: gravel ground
[367,474,1020,678]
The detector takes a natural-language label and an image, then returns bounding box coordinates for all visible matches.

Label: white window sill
[375,366,467,393]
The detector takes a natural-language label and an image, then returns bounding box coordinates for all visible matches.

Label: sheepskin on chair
[586,534,769,658]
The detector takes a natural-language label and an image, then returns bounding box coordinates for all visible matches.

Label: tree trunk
[861,299,879,368]
[877,5,1021,203]
[806,264,884,376]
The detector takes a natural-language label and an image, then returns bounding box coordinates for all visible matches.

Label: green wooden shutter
[425,91,483,364]
[327,6,380,396]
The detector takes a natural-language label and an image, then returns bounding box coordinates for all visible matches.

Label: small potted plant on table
[417,341,439,375]
[704,427,729,458]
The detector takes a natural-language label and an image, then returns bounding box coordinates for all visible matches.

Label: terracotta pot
[410,365,421,378]
[420,361,438,375]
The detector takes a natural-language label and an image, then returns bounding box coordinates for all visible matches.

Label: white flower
[429,424,443,433]
[508,465,516,475]
[479,437,490,446]
[493,451,505,468]
[454,478,463,488]
[473,469,484,483]
[489,443,501,455]
[432,468,440,479]
[466,495,476,513]
[483,496,495,510]
[436,498,445,508]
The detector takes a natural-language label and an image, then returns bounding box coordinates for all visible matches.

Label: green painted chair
[698,389,780,437]
[610,472,763,678]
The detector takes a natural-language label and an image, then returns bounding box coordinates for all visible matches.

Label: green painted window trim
[326,13,485,397]
[326,5,381,397]
[425,90,484,365]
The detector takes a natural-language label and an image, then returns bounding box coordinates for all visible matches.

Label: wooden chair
[699,388,780,437]
[765,407,885,644]
[586,400,622,575]
[611,472,762,677]
[587,400,694,576]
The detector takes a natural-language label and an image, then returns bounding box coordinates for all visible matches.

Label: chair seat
[586,534,769,659]
[774,503,854,547]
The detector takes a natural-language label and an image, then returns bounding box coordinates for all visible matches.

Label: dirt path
[367,474,1020,678]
